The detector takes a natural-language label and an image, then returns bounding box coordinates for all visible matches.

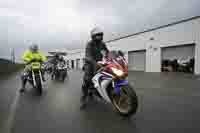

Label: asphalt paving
[0,70,200,133]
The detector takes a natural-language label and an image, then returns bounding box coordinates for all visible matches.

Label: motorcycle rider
[58,55,66,65]
[19,43,47,93]
[80,27,109,109]
[50,54,66,79]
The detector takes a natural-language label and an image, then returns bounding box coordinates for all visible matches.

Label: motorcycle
[53,62,68,81]
[26,60,44,95]
[89,50,138,117]
[43,63,53,74]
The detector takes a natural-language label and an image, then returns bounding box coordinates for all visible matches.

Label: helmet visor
[30,45,38,52]
[93,33,103,41]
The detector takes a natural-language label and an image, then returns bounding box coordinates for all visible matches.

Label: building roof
[105,16,200,43]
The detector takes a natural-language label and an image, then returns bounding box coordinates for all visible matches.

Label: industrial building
[65,16,200,75]
[65,49,85,69]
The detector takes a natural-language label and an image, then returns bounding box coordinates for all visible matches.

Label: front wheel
[35,74,42,95]
[61,71,67,82]
[111,84,138,117]
[55,72,60,80]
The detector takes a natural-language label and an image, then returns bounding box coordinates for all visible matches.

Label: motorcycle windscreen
[31,62,41,70]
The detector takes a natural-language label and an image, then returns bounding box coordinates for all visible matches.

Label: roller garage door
[161,44,195,73]
[162,44,195,60]
[128,50,146,71]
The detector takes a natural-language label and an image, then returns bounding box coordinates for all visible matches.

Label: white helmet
[29,43,39,53]
[90,27,103,37]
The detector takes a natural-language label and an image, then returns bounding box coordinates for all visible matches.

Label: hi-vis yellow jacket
[22,50,47,63]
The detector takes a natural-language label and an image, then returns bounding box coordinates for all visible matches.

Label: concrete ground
[0,70,200,133]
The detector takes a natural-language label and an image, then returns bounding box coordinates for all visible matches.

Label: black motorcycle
[52,62,68,81]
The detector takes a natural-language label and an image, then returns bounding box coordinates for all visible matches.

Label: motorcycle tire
[62,72,66,82]
[35,74,42,95]
[111,84,138,117]
[55,73,59,80]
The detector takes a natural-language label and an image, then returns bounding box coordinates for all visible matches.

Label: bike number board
[31,62,41,70]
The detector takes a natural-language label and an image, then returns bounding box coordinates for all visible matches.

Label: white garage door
[128,50,146,71]
[162,44,195,60]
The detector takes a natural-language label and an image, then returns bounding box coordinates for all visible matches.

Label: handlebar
[97,61,105,65]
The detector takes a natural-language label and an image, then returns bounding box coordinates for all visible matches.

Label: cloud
[0,0,200,61]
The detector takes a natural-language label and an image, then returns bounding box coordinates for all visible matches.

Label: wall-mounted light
[150,37,154,40]
[149,45,153,49]
[153,47,158,51]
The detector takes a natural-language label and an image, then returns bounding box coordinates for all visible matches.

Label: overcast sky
[0,0,200,61]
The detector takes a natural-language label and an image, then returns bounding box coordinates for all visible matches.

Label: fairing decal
[114,80,128,95]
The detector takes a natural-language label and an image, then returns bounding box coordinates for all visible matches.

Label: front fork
[39,71,43,85]
[32,70,43,87]
[32,70,36,87]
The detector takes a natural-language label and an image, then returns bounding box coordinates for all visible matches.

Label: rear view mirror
[118,50,124,56]
[101,50,106,57]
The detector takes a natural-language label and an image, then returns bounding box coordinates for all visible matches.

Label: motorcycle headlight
[111,67,124,76]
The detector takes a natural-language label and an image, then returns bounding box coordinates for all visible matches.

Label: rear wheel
[55,72,59,80]
[35,74,42,95]
[111,84,138,117]
[61,71,66,82]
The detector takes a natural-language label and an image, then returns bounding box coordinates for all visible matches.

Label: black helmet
[55,53,59,58]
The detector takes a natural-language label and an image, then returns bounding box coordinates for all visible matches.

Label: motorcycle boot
[19,75,27,93]
[80,80,91,110]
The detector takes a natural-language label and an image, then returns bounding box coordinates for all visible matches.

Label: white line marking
[3,89,21,133]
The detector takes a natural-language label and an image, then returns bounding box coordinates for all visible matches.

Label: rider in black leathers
[80,27,109,109]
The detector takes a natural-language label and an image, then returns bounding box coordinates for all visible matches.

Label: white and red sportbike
[90,50,138,117]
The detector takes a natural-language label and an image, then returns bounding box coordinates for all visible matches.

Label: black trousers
[81,62,96,98]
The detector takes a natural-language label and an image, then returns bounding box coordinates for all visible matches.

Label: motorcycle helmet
[90,27,104,42]
[59,55,64,61]
[29,43,39,53]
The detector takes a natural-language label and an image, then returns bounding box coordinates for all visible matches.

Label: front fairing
[105,61,128,79]
[93,50,129,100]
[113,79,129,95]
[31,62,41,70]
[92,72,113,103]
